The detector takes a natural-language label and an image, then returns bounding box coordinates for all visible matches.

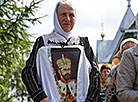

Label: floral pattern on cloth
[105,67,120,102]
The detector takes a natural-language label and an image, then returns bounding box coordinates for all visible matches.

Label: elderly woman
[105,38,138,102]
[111,38,138,68]
[22,0,100,102]
[116,13,138,102]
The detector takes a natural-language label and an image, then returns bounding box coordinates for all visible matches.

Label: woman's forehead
[58,3,75,12]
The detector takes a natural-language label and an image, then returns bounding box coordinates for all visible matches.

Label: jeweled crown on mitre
[56,54,71,69]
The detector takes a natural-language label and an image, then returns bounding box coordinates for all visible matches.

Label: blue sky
[28,0,138,54]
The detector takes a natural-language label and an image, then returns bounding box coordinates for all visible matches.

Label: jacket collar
[48,32,80,46]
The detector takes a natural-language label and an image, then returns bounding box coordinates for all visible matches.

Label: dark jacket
[105,67,120,102]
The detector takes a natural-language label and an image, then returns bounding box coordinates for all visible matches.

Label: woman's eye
[61,13,66,17]
[70,14,74,17]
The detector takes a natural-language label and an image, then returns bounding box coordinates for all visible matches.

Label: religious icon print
[51,48,81,102]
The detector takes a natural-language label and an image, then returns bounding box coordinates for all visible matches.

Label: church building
[96,0,138,64]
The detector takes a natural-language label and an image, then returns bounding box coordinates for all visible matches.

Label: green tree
[0,0,46,101]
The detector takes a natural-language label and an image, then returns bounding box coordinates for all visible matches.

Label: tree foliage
[0,0,45,101]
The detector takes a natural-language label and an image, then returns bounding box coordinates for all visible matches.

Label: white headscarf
[53,1,75,40]
[120,38,138,53]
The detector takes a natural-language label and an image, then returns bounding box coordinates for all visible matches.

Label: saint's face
[57,4,76,32]
[59,66,71,81]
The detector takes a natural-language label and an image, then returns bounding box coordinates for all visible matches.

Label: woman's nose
[65,15,70,21]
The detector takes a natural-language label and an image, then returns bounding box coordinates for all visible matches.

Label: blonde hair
[100,63,111,73]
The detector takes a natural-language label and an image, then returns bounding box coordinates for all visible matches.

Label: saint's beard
[63,73,71,81]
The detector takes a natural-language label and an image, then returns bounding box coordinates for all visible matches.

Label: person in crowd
[115,13,138,102]
[105,37,138,102]
[99,63,111,102]
[21,0,100,102]
[111,38,138,69]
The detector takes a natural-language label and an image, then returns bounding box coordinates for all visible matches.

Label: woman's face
[57,4,76,32]
[101,69,110,81]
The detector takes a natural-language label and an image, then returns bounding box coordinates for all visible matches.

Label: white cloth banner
[36,45,91,102]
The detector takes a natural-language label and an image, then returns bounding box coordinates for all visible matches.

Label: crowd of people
[21,0,138,102]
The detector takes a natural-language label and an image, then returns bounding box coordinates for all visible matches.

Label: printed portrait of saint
[51,48,81,102]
